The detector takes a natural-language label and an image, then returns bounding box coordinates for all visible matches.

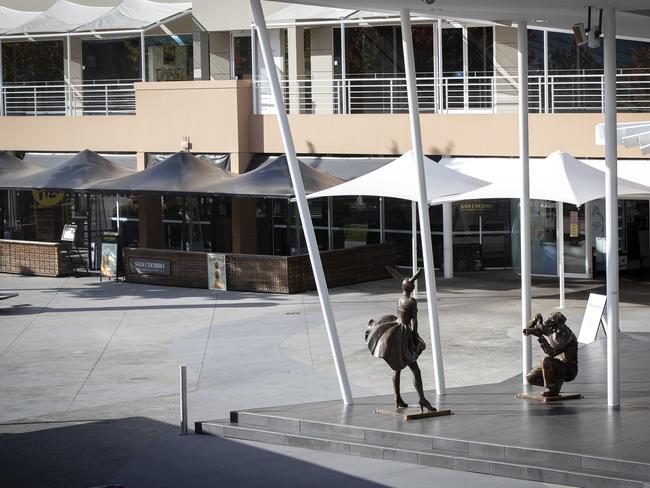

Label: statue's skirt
[365,314,426,371]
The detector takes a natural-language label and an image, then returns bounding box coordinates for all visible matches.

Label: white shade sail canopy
[436,150,650,206]
[3,0,111,36]
[267,4,357,21]
[0,6,41,34]
[306,150,488,202]
[75,0,192,33]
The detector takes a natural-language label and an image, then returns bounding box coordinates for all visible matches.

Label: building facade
[2,0,650,278]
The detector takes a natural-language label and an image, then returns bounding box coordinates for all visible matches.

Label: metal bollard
[179,364,188,435]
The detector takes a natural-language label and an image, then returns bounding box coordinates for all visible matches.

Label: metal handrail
[1,81,136,116]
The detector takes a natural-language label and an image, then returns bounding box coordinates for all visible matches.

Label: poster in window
[101,242,118,279]
[163,44,176,65]
[570,211,579,238]
[207,253,227,291]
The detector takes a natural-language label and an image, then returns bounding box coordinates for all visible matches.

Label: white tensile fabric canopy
[306,150,489,202]
[435,150,650,206]
[582,158,650,197]
[3,0,111,36]
[0,6,41,34]
[267,4,357,21]
[75,0,192,33]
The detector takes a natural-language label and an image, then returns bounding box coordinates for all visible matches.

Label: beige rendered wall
[2,80,650,162]
[249,112,650,159]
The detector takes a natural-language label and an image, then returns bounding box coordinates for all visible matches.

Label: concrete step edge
[196,420,647,487]
[231,410,650,478]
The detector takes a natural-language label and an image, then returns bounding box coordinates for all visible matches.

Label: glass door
[563,203,590,278]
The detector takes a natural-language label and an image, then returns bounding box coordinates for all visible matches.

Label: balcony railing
[1,79,137,116]
[254,71,650,115]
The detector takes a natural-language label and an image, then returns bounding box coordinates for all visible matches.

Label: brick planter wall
[124,243,396,294]
[0,239,72,277]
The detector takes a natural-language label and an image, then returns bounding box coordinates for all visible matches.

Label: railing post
[390,79,394,114]
[33,87,38,116]
[0,39,4,117]
[105,85,109,115]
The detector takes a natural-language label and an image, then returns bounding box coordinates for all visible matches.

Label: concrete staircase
[196,410,650,488]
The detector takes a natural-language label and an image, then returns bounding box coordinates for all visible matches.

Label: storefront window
[332,196,380,249]
[454,200,511,270]
[162,195,217,251]
[145,35,193,81]
[10,190,72,242]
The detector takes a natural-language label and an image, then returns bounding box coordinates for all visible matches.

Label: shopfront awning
[435,150,650,206]
[0,152,43,179]
[306,150,488,202]
[207,154,344,198]
[2,0,111,36]
[0,6,41,35]
[0,149,134,191]
[74,0,192,33]
[90,151,231,194]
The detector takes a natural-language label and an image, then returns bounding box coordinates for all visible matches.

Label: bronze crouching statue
[365,267,436,412]
[523,312,578,397]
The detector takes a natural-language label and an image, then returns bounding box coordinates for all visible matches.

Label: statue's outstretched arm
[539,334,572,357]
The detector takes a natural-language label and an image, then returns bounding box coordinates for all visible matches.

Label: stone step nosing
[198,421,647,488]
[232,411,650,478]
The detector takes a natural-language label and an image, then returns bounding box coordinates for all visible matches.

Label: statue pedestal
[374,407,452,421]
[516,392,583,403]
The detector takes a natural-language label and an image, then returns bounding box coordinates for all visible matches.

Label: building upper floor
[2,0,650,117]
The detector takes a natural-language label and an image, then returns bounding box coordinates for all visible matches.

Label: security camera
[572,23,587,46]
[422,0,436,4]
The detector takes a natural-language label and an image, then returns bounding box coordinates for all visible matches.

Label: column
[310,27,334,114]
[603,6,620,409]
[250,0,352,405]
[287,26,305,114]
[208,32,231,80]
[401,9,446,395]
[517,21,532,384]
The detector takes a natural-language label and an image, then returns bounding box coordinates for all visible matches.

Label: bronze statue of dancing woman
[365,267,435,412]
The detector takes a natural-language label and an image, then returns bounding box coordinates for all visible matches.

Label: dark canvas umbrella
[91,151,232,194]
[0,151,44,182]
[206,155,344,197]
[1,149,135,191]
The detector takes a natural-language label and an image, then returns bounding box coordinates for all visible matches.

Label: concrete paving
[0,269,647,487]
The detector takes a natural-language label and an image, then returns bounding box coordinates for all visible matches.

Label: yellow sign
[32,190,64,207]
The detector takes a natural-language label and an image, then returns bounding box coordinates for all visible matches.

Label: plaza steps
[196,411,650,488]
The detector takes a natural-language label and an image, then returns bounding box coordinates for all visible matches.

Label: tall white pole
[401,9,446,395]
[518,21,532,384]
[411,200,419,296]
[603,6,620,409]
[140,30,146,82]
[443,202,453,278]
[250,0,352,405]
[557,201,565,309]
[66,35,72,115]
[251,25,258,114]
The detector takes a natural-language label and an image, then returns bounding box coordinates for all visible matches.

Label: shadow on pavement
[0,416,389,488]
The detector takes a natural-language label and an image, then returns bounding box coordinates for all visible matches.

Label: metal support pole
[251,0,352,405]
[517,21,532,384]
[252,25,258,114]
[443,202,453,278]
[401,9,446,395]
[140,30,146,82]
[411,200,418,295]
[87,194,92,268]
[379,197,385,244]
[603,6,620,409]
[340,20,347,114]
[543,30,549,114]
[0,39,4,117]
[327,196,334,250]
[437,19,443,114]
[115,196,121,233]
[66,35,72,115]
[556,201,565,309]
[179,364,188,435]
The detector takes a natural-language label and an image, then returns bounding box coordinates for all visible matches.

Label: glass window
[233,36,252,80]
[442,28,463,75]
[82,38,140,82]
[2,41,63,83]
[332,196,380,249]
[145,35,193,82]
[528,29,544,74]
